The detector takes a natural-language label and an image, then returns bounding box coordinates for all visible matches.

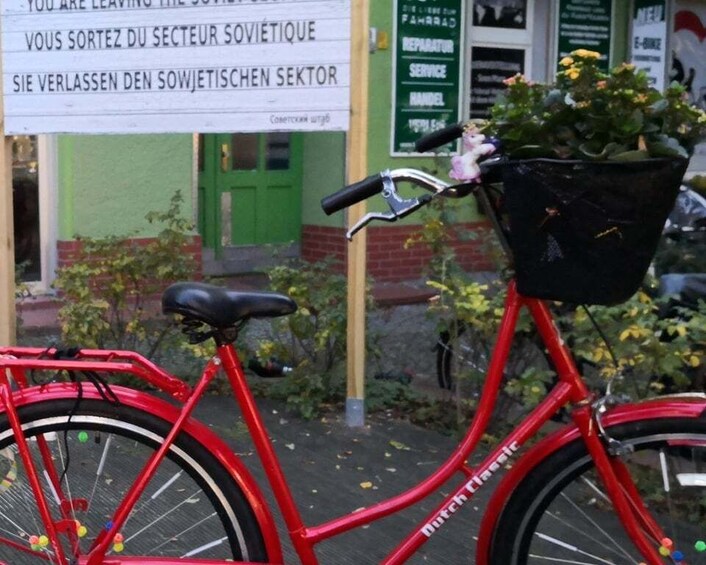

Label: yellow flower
[565,68,580,80]
[614,62,636,75]
[503,73,525,86]
[633,94,648,104]
[559,56,574,67]
[572,49,600,59]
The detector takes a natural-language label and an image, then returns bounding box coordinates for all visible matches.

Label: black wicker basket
[500,158,689,305]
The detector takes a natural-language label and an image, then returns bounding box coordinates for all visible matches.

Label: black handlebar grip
[321,174,385,215]
[414,123,465,153]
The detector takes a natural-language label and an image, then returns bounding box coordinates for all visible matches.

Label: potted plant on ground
[454,50,706,305]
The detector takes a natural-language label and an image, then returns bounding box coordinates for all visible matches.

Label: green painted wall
[58,134,193,240]
[301,132,346,228]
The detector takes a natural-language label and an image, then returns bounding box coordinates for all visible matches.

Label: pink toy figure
[449,127,497,182]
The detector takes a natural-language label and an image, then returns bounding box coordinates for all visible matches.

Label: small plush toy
[449,127,498,182]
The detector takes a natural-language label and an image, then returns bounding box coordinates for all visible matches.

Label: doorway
[198,133,303,273]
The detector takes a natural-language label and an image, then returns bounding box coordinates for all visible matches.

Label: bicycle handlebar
[319,122,505,238]
[414,122,465,153]
[321,173,385,215]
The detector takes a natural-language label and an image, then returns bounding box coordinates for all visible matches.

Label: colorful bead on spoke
[113,532,124,553]
[75,520,87,538]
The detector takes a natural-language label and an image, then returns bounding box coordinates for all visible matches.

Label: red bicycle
[0,128,704,564]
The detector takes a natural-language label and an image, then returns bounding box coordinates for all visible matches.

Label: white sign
[630,0,667,91]
[1,0,351,134]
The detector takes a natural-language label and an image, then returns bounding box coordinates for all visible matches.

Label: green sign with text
[558,0,613,71]
[392,0,462,154]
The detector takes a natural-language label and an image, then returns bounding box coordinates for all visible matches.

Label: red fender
[3,383,283,564]
[476,397,706,565]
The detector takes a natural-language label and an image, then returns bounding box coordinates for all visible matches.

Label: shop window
[12,136,41,282]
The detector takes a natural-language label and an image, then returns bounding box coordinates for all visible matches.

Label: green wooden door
[198,133,303,256]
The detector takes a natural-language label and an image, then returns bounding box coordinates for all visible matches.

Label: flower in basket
[480,49,706,162]
[446,50,706,307]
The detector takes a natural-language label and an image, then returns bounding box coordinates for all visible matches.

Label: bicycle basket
[500,158,689,305]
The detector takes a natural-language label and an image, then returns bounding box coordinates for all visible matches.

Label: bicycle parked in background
[0,123,704,564]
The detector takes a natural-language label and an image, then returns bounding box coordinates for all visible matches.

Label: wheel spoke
[489,421,706,564]
[0,401,266,562]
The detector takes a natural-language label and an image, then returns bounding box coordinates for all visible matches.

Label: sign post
[0,137,15,346]
[345,0,368,427]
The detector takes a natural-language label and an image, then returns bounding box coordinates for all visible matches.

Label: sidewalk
[192,395,491,564]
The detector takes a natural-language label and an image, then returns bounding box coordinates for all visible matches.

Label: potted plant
[486,49,705,161]
[452,50,706,305]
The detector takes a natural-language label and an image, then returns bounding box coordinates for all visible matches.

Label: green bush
[252,258,377,419]
[561,292,704,397]
[411,200,706,432]
[53,191,197,359]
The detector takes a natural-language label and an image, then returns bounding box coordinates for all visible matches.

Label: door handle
[220,144,230,172]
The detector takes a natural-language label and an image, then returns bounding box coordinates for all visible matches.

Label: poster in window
[557,0,612,72]
[630,0,668,91]
[472,0,527,30]
[470,47,525,119]
[672,1,706,111]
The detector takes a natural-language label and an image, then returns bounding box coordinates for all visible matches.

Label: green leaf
[607,149,650,161]
[649,98,669,113]
[646,136,688,158]
[508,145,552,159]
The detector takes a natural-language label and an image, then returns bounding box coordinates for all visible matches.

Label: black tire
[488,416,706,564]
[435,323,491,395]
[0,399,268,563]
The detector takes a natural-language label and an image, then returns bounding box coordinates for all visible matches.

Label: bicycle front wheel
[0,398,268,563]
[489,417,706,564]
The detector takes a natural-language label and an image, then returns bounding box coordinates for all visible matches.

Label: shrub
[252,258,376,418]
[53,191,197,359]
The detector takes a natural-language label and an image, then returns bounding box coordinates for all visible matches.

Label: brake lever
[346,173,433,240]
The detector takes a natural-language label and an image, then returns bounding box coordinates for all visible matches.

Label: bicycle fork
[573,405,667,565]
[526,296,667,565]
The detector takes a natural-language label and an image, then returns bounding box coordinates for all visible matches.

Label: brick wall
[57,236,203,287]
[302,223,494,282]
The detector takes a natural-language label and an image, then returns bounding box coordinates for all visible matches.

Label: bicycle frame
[0,280,702,565]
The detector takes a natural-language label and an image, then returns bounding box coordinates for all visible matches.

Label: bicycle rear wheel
[0,398,268,563]
[488,417,706,564]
